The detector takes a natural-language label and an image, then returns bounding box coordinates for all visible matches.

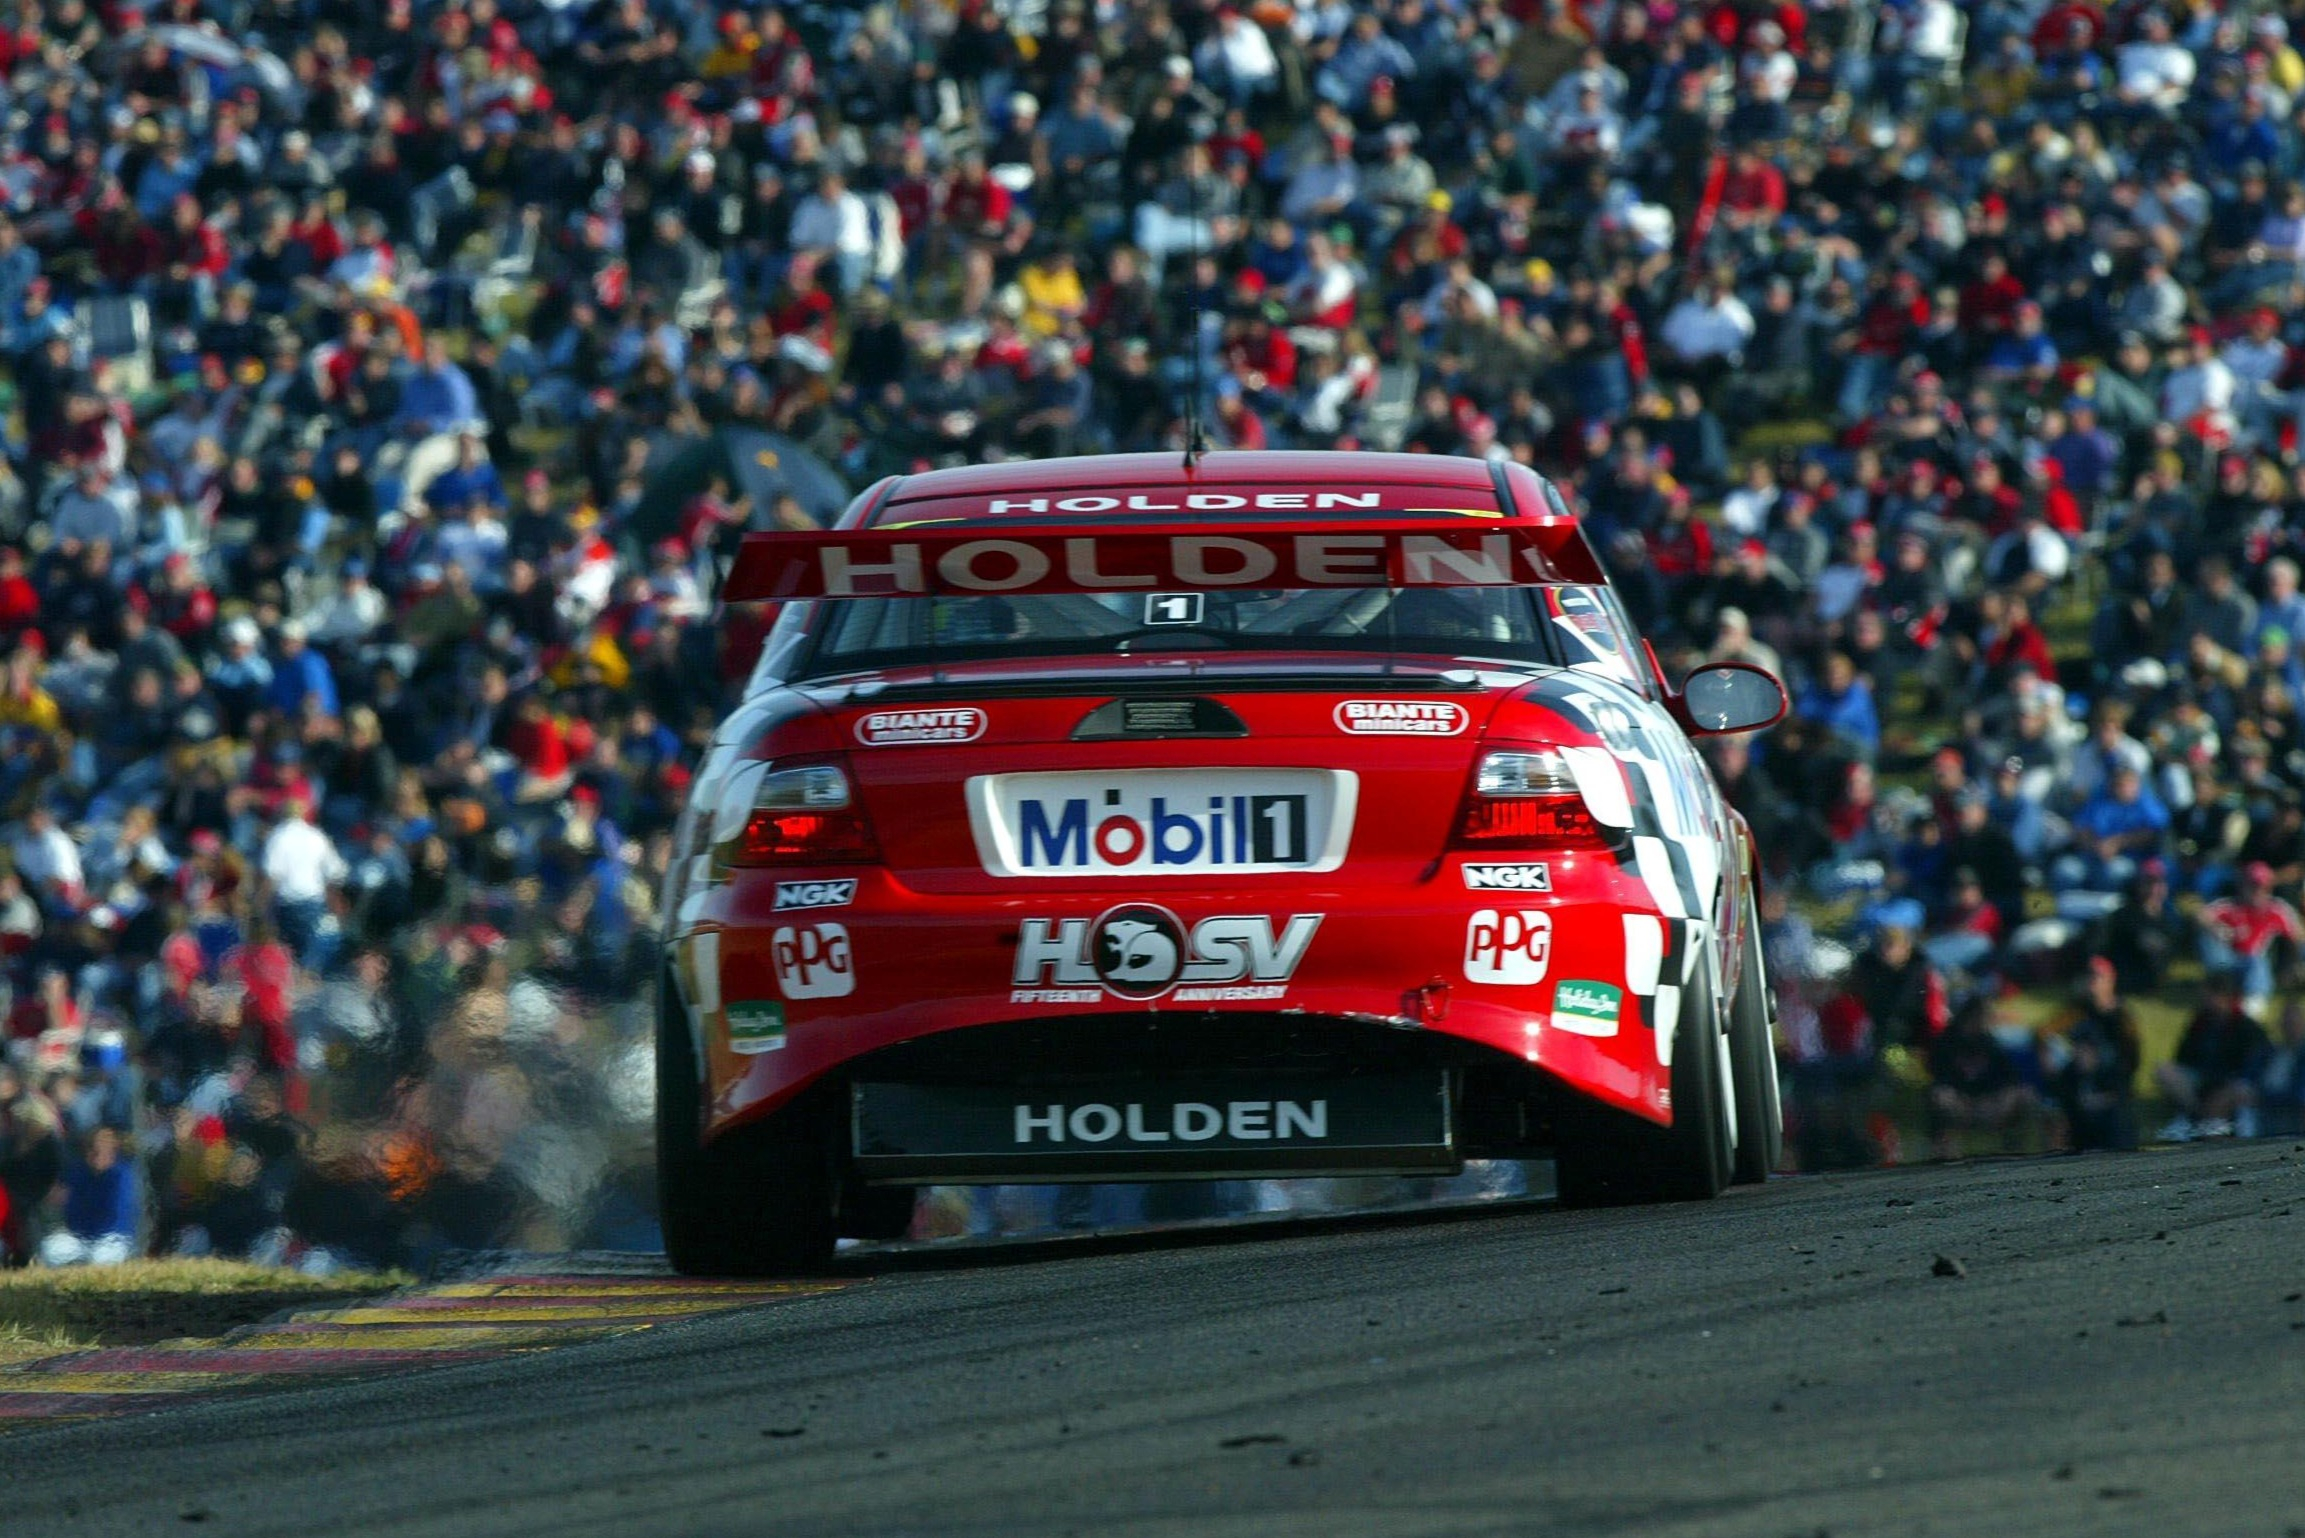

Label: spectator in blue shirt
[1984,302,2059,377]
[0,217,39,326]
[1318,11,1415,107]
[2047,402,2121,503]
[38,1125,139,1267]
[395,336,482,439]
[423,433,508,515]
[2060,764,2170,895]
[1797,651,1882,757]
[2254,557,2305,650]
[133,136,199,223]
[264,622,340,720]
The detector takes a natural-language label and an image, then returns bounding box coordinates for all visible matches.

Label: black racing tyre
[1728,886,1785,1186]
[656,967,838,1276]
[1555,959,1733,1206]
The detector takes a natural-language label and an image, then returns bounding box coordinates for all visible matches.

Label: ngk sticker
[1011,905,1322,1002]
[1334,700,1469,736]
[971,768,1355,877]
[1465,909,1552,985]
[1462,862,1552,892]
[773,879,856,910]
[772,922,854,999]
[856,707,986,745]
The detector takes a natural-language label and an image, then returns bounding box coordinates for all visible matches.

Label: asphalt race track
[6,1142,2303,1538]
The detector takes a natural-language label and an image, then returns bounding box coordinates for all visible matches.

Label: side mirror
[1677,662,1788,736]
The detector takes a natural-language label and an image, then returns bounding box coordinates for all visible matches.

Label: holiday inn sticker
[1550,980,1622,1037]
[727,1001,788,1054]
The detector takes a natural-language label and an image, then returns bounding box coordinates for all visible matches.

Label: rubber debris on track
[0,1270,845,1428]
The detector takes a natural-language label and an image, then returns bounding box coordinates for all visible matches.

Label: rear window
[798,586,1586,677]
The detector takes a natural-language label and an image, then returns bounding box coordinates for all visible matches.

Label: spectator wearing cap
[1922,862,2004,979]
[2197,861,2302,1012]
[206,617,274,739]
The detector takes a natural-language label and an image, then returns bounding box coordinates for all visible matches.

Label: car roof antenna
[1181,131,1211,471]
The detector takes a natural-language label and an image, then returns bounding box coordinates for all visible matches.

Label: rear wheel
[1555,960,1733,1206]
[656,967,838,1276]
[1728,887,1784,1185]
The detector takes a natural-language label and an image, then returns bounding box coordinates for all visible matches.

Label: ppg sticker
[772,922,854,999]
[1465,909,1552,985]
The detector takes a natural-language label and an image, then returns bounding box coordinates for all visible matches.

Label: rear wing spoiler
[723,519,1604,601]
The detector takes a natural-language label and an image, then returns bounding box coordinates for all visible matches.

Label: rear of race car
[657,467,1782,1271]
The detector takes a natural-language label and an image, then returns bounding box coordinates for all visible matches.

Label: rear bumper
[669,864,1692,1146]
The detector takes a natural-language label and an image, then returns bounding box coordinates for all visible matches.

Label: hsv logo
[856,707,986,746]
[1334,700,1469,736]
[1012,904,1323,1002]
[972,769,1354,877]
[773,879,856,910]
[772,922,854,999]
[1465,909,1552,985]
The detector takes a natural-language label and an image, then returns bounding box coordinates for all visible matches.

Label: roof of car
[854,452,1569,528]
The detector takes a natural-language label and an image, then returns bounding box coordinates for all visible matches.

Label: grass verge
[0,1259,408,1361]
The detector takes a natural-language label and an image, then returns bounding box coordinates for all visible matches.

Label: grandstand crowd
[12,0,2305,1266]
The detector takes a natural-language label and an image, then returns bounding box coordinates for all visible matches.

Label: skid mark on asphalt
[0,1270,847,1428]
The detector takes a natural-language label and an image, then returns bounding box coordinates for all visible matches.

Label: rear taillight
[1454,750,1611,850]
[723,761,879,866]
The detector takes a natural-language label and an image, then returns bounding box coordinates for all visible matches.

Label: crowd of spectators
[21,0,2305,1263]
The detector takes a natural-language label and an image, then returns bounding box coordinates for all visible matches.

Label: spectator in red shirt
[2198,861,2303,1010]
[1839,270,1930,421]
[1957,250,2028,337]
[1719,147,1786,229]
[939,151,1014,257]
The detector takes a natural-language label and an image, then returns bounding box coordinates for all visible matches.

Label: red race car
[658,451,1787,1273]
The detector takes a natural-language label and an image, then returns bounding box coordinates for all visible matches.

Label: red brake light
[1458,797,1606,847]
[1452,750,1613,851]
[722,761,880,867]
[737,807,879,864]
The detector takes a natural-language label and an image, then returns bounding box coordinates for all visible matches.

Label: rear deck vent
[1073,697,1248,740]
